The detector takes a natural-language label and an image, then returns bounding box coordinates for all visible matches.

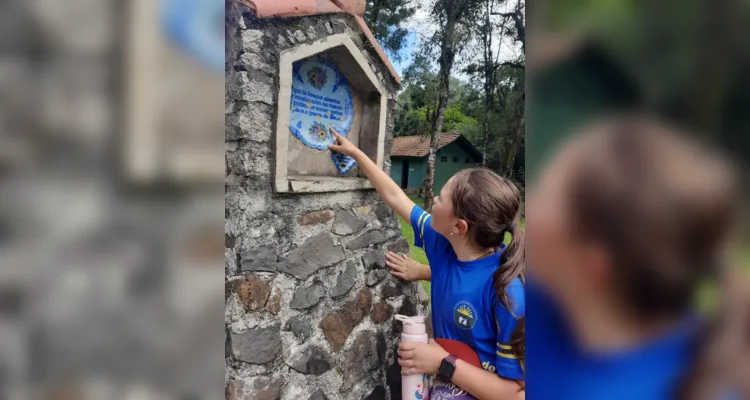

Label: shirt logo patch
[453,301,477,330]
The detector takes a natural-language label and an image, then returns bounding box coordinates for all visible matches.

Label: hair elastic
[508,222,517,232]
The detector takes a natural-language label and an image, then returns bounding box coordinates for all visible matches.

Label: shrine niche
[274,34,388,193]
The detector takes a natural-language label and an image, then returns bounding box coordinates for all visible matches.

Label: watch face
[439,359,456,379]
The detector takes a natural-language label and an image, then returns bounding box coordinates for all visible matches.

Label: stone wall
[225,3,425,399]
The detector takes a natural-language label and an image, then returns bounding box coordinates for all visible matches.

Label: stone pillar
[225,3,424,399]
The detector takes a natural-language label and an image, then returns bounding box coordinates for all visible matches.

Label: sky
[385,0,523,83]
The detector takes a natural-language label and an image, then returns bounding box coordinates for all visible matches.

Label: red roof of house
[233,0,401,85]
[391,133,464,157]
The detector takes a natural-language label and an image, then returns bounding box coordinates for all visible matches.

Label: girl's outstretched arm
[329,129,415,221]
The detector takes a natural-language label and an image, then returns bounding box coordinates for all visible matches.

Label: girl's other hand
[386,251,418,281]
[328,128,359,157]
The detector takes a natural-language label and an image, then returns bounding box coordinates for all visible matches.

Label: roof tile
[391,133,463,158]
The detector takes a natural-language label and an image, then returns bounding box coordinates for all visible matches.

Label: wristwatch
[438,354,458,381]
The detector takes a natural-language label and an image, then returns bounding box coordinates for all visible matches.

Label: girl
[524,116,747,400]
[329,130,525,399]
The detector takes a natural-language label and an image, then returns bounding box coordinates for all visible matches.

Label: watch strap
[439,354,458,381]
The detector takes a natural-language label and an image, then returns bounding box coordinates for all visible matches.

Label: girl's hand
[328,128,359,157]
[386,251,420,281]
[398,339,450,376]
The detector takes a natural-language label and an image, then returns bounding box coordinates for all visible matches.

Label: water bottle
[395,314,430,400]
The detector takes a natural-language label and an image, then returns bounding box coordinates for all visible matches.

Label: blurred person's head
[526,115,747,398]
[527,115,739,323]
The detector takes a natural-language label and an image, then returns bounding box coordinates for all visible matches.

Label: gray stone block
[330,261,357,298]
[240,245,278,273]
[310,389,329,400]
[283,315,313,340]
[288,345,331,375]
[362,250,385,270]
[231,325,281,364]
[366,270,387,287]
[347,230,387,250]
[290,280,325,310]
[241,29,264,53]
[374,204,392,221]
[332,210,366,236]
[279,234,346,280]
[342,331,383,390]
[225,101,274,142]
[386,238,410,256]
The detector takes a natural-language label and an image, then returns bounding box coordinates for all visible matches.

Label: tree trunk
[500,95,524,177]
[423,25,456,212]
[481,0,493,166]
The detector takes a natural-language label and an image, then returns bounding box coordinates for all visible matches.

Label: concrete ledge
[279,175,374,193]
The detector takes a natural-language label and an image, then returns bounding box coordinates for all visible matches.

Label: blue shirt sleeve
[409,205,448,265]
[492,279,526,381]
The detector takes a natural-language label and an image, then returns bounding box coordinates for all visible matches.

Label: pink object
[396,314,430,400]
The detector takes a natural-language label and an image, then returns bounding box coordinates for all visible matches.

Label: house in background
[389,132,483,195]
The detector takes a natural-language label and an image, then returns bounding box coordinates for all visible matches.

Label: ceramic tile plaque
[289,58,357,175]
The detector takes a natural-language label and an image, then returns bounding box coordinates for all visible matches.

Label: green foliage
[397,108,430,137]
[364,0,419,62]
[442,105,479,133]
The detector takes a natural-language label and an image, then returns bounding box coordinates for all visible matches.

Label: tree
[423,0,482,211]
[466,0,505,165]
[460,0,524,178]
[364,0,419,61]
[492,0,525,178]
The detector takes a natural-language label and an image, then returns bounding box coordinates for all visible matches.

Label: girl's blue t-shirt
[410,205,525,381]
[525,279,701,400]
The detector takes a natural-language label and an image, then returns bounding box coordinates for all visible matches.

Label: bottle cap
[395,314,426,335]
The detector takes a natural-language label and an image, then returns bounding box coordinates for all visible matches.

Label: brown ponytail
[563,115,745,400]
[450,168,526,385]
[498,224,525,377]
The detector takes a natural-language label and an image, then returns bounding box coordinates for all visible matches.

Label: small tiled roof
[234,0,400,85]
[391,133,463,158]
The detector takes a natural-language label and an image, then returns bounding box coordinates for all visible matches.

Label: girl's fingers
[398,358,415,368]
[398,349,414,358]
[391,271,407,280]
[385,260,404,270]
[386,251,405,264]
[330,128,342,139]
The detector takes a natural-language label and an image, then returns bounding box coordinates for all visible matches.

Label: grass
[400,196,430,294]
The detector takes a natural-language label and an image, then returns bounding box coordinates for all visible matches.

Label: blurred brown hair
[564,115,747,399]
[450,168,526,382]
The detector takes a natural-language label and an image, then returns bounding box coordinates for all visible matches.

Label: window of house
[452,157,459,163]
[440,156,448,162]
